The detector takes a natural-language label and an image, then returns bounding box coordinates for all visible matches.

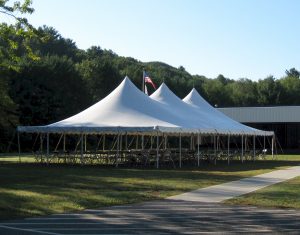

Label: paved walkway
[1,166,300,234]
[169,165,300,202]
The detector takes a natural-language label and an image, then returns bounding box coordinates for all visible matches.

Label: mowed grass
[0,154,300,220]
[225,155,300,209]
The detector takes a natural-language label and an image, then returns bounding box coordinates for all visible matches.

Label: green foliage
[1,3,300,152]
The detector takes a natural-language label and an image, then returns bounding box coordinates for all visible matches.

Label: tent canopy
[17,77,274,136]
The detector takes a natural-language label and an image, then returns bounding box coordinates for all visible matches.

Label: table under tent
[17,77,275,168]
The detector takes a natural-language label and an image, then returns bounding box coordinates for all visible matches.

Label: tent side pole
[84,134,87,152]
[272,135,274,159]
[227,134,230,165]
[17,131,21,163]
[116,133,120,167]
[63,134,66,152]
[197,133,200,167]
[214,135,217,165]
[179,133,182,168]
[80,134,83,165]
[156,133,159,169]
[103,134,105,151]
[241,135,244,163]
[46,132,49,165]
[141,135,144,150]
[253,135,256,161]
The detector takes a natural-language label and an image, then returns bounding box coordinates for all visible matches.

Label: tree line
[1,1,300,152]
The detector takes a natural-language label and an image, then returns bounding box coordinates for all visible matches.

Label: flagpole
[142,70,145,93]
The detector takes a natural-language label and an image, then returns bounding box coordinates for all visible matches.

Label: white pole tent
[17,77,274,167]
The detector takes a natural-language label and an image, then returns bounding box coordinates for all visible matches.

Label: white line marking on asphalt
[0,225,61,235]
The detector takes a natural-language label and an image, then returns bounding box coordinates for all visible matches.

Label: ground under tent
[17,77,275,168]
[17,129,275,168]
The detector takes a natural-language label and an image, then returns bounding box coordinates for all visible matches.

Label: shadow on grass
[0,159,299,221]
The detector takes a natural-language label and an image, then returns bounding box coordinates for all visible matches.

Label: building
[218,106,300,150]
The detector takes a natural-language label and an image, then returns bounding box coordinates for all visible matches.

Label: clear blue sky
[22,0,300,80]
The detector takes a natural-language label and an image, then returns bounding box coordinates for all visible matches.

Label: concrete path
[169,165,300,203]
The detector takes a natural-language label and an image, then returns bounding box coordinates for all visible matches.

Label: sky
[5,0,300,80]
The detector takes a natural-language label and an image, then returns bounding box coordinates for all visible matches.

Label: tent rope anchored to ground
[17,76,275,168]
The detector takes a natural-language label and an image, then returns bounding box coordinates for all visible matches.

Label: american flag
[144,72,157,89]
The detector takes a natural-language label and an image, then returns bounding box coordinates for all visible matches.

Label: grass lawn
[0,154,300,220]
[225,175,300,209]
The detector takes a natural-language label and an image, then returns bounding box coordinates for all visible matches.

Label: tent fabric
[182,88,274,136]
[17,77,274,136]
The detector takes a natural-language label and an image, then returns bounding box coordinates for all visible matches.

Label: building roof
[218,106,300,123]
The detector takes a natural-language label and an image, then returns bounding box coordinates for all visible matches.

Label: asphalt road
[1,199,300,234]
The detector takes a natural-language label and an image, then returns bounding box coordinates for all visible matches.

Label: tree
[256,76,282,105]
[285,68,300,78]
[0,0,37,69]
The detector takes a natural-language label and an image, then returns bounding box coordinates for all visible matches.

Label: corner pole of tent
[179,133,182,168]
[80,133,84,165]
[227,134,230,165]
[141,135,144,150]
[241,135,244,163]
[17,131,21,163]
[46,132,49,165]
[156,132,159,169]
[197,132,200,167]
[253,135,256,161]
[263,134,266,150]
